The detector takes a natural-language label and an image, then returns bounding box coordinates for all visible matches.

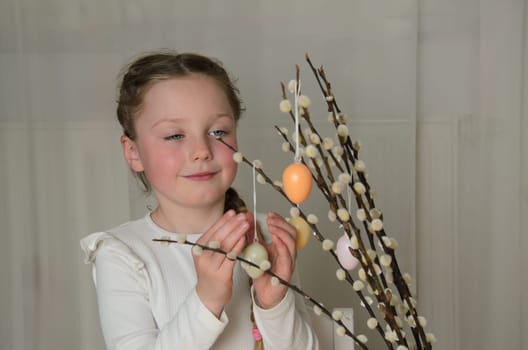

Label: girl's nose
[192,137,213,161]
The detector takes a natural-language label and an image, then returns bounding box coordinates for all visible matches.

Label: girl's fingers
[197,211,249,268]
[267,212,296,238]
[198,209,237,243]
[267,213,296,258]
[199,211,248,248]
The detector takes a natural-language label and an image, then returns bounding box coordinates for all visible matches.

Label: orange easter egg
[288,216,311,249]
[282,162,313,204]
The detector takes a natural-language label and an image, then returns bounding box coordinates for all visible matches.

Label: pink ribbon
[252,327,262,341]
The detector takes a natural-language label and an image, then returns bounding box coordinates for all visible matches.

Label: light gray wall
[1,1,526,349]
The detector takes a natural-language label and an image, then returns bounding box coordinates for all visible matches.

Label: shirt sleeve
[251,287,320,350]
[82,233,227,350]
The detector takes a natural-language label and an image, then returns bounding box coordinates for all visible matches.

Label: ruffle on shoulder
[79,232,145,273]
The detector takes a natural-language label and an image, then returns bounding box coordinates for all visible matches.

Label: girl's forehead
[137,76,234,125]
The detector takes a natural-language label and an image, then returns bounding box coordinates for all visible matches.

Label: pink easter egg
[336,234,359,270]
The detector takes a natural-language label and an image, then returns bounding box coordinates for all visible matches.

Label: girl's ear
[121,135,144,172]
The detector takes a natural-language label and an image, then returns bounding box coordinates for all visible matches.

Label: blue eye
[165,134,183,141]
[209,130,226,138]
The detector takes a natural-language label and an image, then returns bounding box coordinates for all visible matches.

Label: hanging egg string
[282,78,313,205]
[241,161,269,278]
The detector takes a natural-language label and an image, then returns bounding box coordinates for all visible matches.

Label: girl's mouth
[185,171,217,181]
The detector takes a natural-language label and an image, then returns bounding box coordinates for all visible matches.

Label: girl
[81,51,319,349]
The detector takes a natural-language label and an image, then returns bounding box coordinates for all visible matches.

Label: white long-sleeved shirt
[80,213,319,349]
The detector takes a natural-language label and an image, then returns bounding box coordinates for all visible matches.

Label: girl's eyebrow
[151,113,234,129]
[152,117,184,128]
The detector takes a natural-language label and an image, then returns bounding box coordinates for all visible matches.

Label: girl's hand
[251,212,297,309]
[193,210,250,318]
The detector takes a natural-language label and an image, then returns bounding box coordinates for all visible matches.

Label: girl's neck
[150,201,225,234]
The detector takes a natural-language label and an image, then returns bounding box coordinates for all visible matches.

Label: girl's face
[123,74,238,212]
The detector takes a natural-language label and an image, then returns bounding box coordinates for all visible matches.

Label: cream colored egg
[288,216,311,249]
[241,242,269,278]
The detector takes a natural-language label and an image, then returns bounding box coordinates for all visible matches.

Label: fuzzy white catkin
[352,280,364,291]
[305,145,318,158]
[337,124,349,137]
[160,236,171,246]
[281,142,290,152]
[290,207,300,218]
[336,326,346,336]
[337,208,350,222]
[279,99,292,113]
[332,310,343,321]
[426,333,437,343]
[356,209,367,221]
[353,182,366,195]
[278,126,288,135]
[350,235,359,249]
[257,260,269,271]
[370,208,381,218]
[354,160,366,172]
[192,245,203,256]
[307,214,318,224]
[252,159,263,169]
[407,315,417,328]
[357,334,368,343]
[384,328,398,342]
[367,318,378,329]
[358,268,367,281]
[271,277,280,286]
[397,303,409,315]
[322,239,334,251]
[382,236,392,248]
[298,94,311,108]
[208,241,221,249]
[332,145,344,158]
[418,316,427,327]
[288,80,297,93]
[371,218,383,231]
[233,152,244,163]
[395,316,403,328]
[396,346,408,350]
[389,293,399,307]
[332,181,344,194]
[328,210,336,222]
[176,234,187,244]
[313,305,322,315]
[336,269,346,281]
[338,172,351,184]
[380,254,392,267]
[256,174,266,184]
[309,133,320,145]
[323,137,334,150]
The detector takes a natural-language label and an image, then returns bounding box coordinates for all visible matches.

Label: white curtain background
[0,1,526,349]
